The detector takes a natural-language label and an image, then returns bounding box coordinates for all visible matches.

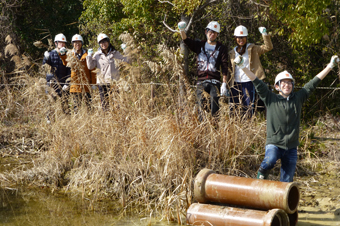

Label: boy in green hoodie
[234,55,339,182]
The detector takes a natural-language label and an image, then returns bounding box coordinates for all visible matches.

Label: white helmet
[72,34,83,43]
[275,70,295,85]
[234,25,248,37]
[97,33,109,43]
[54,33,67,42]
[206,21,220,33]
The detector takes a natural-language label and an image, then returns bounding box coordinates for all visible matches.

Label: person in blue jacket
[43,33,71,121]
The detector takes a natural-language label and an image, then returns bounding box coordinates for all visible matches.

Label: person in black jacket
[178,21,229,120]
[43,33,71,121]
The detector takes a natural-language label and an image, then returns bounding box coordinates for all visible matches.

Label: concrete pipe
[288,211,298,226]
[194,169,300,214]
[187,203,290,226]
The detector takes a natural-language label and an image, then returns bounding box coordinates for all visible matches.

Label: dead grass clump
[0,33,268,222]
[5,44,19,57]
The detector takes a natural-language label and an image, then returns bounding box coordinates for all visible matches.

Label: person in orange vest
[58,34,96,112]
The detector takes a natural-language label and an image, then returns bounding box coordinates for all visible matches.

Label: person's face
[56,41,66,49]
[99,39,109,50]
[236,36,247,47]
[73,41,82,51]
[205,29,218,43]
[276,79,293,97]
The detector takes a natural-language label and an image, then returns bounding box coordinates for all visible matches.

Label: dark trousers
[98,84,120,111]
[46,82,70,116]
[196,82,220,120]
[230,81,255,118]
[72,92,91,112]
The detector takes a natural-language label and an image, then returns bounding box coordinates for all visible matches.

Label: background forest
[1,0,340,223]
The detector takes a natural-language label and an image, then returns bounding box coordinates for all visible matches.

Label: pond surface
[0,188,178,226]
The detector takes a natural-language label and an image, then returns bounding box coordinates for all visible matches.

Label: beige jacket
[228,34,273,86]
[86,48,130,84]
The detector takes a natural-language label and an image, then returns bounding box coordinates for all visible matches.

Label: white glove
[44,51,50,59]
[234,55,245,69]
[259,27,267,35]
[327,55,339,69]
[88,49,93,57]
[220,83,228,96]
[60,47,67,55]
[178,21,187,31]
[91,85,97,90]
[121,43,126,50]
[62,84,69,91]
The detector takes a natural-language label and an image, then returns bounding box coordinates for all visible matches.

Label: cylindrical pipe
[194,169,300,214]
[187,203,290,226]
[288,211,298,226]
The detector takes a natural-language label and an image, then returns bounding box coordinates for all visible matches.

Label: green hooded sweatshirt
[253,76,321,150]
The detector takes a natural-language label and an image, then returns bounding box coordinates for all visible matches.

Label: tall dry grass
[1,33,338,223]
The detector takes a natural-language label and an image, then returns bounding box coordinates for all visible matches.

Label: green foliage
[270,0,331,48]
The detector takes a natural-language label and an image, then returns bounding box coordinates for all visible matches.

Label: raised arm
[234,56,256,81]
[317,55,339,80]
[178,21,187,40]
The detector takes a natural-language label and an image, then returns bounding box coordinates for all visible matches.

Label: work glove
[327,55,339,69]
[258,27,267,35]
[91,85,97,90]
[88,49,93,57]
[178,21,187,32]
[60,47,67,55]
[62,84,69,91]
[121,43,126,50]
[234,55,245,69]
[44,51,50,59]
[220,83,229,96]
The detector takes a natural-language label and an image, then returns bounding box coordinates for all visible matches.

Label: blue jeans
[259,144,297,182]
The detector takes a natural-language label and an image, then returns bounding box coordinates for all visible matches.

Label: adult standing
[229,25,273,118]
[43,33,71,121]
[59,34,96,112]
[234,54,339,182]
[86,33,130,111]
[178,21,229,120]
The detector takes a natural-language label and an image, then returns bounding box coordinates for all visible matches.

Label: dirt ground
[295,123,340,226]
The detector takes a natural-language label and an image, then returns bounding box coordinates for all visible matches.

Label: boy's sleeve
[298,76,322,103]
[183,37,200,53]
[86,55,97,70]
[59,54,68,66]
[253,78,272,104]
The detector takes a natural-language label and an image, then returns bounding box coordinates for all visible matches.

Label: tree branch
[158,0,175,7]
[249,0,269,8]
[162,14,178,33]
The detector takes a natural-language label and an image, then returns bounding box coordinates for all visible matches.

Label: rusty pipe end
[194,168,215,203]
[288,210,298,226]
[282,182,300,214]
[263,209,289,226]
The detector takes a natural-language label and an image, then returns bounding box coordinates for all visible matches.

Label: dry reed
[1,33,338,223]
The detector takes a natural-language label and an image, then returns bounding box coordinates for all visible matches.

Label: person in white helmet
[43,33,71,119]
[178,21,229,119]
[86,33,130,111]
[234,54,339,182]
[58,34,96,112]
[229,25,273,118]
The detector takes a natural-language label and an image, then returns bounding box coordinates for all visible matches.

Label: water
[1,176,340,226]
[0,188,179,226]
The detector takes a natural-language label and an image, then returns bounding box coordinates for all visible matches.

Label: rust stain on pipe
[194,169,300,214]
[187,203,290,226]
